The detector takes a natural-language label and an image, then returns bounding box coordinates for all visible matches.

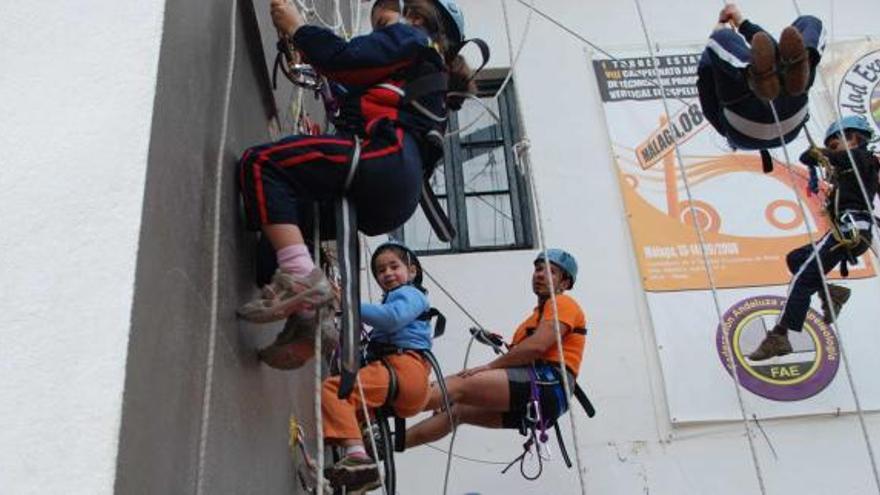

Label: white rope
[444,0,534,139]
[768,102,880,493]
[785,3,880,488]
[313,211,326,495]
[356,374,389,495]
[792,0,880,250]
[195,0,237,493]
[516,136,589,494]
[632,1,768,494]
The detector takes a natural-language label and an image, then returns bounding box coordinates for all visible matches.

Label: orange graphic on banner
[619,155,876,291]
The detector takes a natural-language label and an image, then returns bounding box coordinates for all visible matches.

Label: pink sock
[344,445,368,458]
[276,244,315,278]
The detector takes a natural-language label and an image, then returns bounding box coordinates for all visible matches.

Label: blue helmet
[534,249,578,287]
[371,240,423,287]
[824,115,874,145]
[432,0,465,43]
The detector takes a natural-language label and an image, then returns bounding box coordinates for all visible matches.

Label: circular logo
[715,296,840,401]
[837,50,880,142]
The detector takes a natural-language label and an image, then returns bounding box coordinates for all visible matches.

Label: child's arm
[292,24,433,86]
[361,287,430,332]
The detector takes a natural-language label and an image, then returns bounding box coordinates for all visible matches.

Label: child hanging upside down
[697,3,824,151]
[749,116,879,361]
[236,0,475,324]
[321,242,435,493]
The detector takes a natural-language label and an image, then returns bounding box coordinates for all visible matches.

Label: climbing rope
[516,131,589,495]
[357,373,390,495]
[633,1,768,493]
[312,212,326,495]
[768,99,880,493]
[196,1,237,494]
[444,0,534,139]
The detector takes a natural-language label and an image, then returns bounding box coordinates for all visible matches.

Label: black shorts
[501,363,574,430]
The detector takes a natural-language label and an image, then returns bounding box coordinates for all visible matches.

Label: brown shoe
[778,26,809,96]
[748,32,780,101]
[258,312,318,370]
[748,331,792,361]
[820,284,851,324]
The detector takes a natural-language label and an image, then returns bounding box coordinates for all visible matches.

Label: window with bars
[399,78,534,254]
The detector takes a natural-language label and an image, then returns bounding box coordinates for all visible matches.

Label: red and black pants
[238,118,423,237]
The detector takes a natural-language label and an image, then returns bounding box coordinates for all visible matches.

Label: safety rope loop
[520,114,589,494]
[444,0,534,141]
[356,375,390,495]
[768,102,880,493]
[632,1,768,493]
[312,207,326,495]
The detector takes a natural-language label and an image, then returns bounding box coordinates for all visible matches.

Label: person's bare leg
[424,369,511,411]
[263,223,305,250]
[406,405,503,449]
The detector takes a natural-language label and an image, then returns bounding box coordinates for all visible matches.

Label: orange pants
[322,351,431,441]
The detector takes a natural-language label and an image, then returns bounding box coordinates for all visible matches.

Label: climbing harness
[269,16,491,244]
[768,99,880,493]
[468,327,596,481]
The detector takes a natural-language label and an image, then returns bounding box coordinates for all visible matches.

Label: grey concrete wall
[115,1,341,493]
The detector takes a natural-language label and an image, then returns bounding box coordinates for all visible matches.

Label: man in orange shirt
[405,249,588,447]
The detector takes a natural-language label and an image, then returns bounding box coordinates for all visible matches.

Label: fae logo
[838,49,880,142]
[715,296,840,401]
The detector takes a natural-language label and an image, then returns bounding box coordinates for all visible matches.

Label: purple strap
[527,366,549,443]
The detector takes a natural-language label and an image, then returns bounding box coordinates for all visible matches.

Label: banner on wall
[592,47,880,423]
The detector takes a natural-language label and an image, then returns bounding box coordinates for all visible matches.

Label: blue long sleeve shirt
[361,285,432,351]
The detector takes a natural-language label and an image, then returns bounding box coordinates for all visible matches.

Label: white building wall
[391,1,880,494]
[0,1,165,494]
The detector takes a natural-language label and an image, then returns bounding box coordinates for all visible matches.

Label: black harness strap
[760,149,773,174]
[377,357,400,410]
[553,421,573,468]
[574,383,596,418]
[419,182,456,242]
[456,38,491,83]
[401,72,450,104]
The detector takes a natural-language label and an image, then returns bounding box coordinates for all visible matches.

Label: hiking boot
[778,26,809,96]
[820,284,851,324]
[258,312,318,370]
[323,454,380,493]
[238,268,333,323]
[748,330,792,361]
[747,31,780,101]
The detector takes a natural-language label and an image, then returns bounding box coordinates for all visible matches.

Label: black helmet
[370,241,423,287]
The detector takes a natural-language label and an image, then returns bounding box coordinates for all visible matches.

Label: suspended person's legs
[237,122,421,323]
[702,28,755,105]
[237,134,358,322]
[322,352,431,491]
[423,368,512,412]
[405,367,511,448]
[321,361,391,493]
[749,232,848,361]
[783,15,825,96]
[405,404,503,449]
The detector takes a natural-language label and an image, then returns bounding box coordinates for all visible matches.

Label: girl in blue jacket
[321,241,434,493]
